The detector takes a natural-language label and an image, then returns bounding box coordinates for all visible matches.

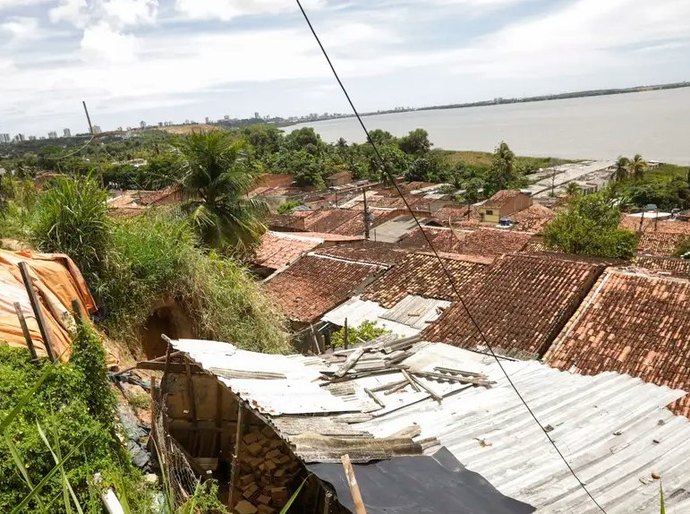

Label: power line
[293,2,608,512]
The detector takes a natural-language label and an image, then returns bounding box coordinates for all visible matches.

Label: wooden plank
[363,388,385,409]
[228,402,246,509]
[334,346,366,378]
[13,302,37,360]
[160,334,174,396]
[185,363,198,455]
[400,369,420,392]
[415,371,492,387]
[18,261,55,361]
[407,373,443,403]
[341,454,367,514]
[136,361,204,373]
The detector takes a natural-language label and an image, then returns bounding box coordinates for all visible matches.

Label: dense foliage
[31,175,109,280]
[611,161,690,210]
[0,329,150,512]
[544,192,638,258]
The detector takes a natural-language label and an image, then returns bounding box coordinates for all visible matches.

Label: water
[288,88,690,165]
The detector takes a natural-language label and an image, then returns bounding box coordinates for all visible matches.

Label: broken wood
[400,369,420,392]
[13,302,37,360]
[414,371,493,387]
[18,261,55,361]
[433,366,485,378]
[160,334,174,396]
[407,373,443,403]
[334,346,366,378]
[363,388,385,409]
[341,454,366,514]
[136,361,204,373]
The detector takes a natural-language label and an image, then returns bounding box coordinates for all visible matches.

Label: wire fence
[151,388,199,505]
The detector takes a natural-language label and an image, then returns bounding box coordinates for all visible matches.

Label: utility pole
[82,101,94,135]
[363,187,370,240]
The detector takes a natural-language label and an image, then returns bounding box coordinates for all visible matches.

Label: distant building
[0,133,10,143]
[478,190,532,224]
[140,120,146,129]
[158,122,163,127]
[205,117,210,124]
[14,134,25,142]
[254,112,260,119]
[224,115,230,120]
[92,125,102,134]
[28,136,37,141]
[48,131,58,139]
[326,170,353,188]
[63,128,71,137]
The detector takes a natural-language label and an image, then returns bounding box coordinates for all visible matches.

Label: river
[288,88,690,165]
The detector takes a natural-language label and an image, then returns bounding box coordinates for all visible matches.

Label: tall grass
[31,175,109,280]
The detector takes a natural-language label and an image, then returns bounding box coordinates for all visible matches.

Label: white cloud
[1,16,40,41]
[175,0,326,21]
[102,0,158,27]
[80,22,138,63]
[49,0,89,27]
[0,0,49,9]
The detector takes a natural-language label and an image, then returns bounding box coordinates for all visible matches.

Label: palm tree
[629,154,647,180]
[614,156,630,182]
[565,181,581,198]
[176,130,268,251]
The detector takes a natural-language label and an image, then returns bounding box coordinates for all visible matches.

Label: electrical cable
[294,1,608,512]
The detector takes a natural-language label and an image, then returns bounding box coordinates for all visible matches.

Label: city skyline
[1,0,690,134]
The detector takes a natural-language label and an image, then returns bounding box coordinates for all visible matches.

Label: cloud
[49,0,89,27]
[102,0,158,27]
[1,16,40,41]
[174,0,326,21]
[80,22,138,62]
[0,0,49,9]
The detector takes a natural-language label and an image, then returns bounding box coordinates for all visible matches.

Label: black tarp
[307,447,535,514]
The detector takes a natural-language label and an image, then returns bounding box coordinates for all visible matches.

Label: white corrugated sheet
[171,338,690,513]
[321,294,448,336]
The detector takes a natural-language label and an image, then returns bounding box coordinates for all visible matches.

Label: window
[485,209,494,215]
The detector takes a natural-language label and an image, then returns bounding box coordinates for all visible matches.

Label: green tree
[176,130,268,251]
[485,141,517,193]
[242,124,283,158]
[629,154,647,180]
[284,127,323,155]
[614,156,630,182]
[543,193,637,259]
[368,129,397,146]
[398,128,431,156]
[405,157,434,181]
[565,181,582,198]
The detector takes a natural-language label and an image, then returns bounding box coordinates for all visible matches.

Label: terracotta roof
[252,232,323,271]
[637,232,688,257]
[303,209,360,233]
[313,241,407,267]
[423,253,605,359]
[482,190,529,209]
[545,269,690,417]
[264,254,384,323]
[633,256,690,279]
[269,210,312,230]
[620,216,690,234]
[400,227,532,257]
[331,209,401,237]
[362,253,487,308]
[510,203,555,233]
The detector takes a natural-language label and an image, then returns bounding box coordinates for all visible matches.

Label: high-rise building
[254,112,260,119]
[14,134,25,142]
[140,120,146,129]
[205,116,210,124]
[0,133,10,143]
[28,136,37,141]
[92,125,102,134]
[63,128,71,137]
[48,131,58,139]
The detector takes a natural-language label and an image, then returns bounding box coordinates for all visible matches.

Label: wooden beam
[227,402,246,509]
[13,302,37,360]
[341,454,366,514]
[185,363,198,455]
[136,361,204,373]
[18,261,55,361]
[160,335,173,396]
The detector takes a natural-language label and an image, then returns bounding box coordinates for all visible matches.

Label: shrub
[277,200,301,214]
[31,175,109,280]
[95,211,288,353]
[331,321,390,348]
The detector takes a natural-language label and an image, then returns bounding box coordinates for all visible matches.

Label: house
[478,190,532,223]
[251,231,325,276]
[326,170,353,187]
[156,335,690,513]
[510,203,555,233]
[633,255,690,279]
[312,241,408,267]
[545,268,690,416]
[320,253,488,337]
[106,185,182,217]
[400,227,533,259]
[263,253,386,328]
[423,253,605,359]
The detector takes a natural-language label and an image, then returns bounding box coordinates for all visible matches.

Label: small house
[478,190,532,224]
[326,171,353,188]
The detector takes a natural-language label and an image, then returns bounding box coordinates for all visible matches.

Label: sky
[1,0,690,136]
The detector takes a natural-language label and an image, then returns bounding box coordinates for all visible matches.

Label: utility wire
[294,2,608,512]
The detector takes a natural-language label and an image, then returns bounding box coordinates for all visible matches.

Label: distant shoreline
[283,81,690,126]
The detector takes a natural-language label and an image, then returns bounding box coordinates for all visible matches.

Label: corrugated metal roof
[379,295,450,330]
[170,337,690,512]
